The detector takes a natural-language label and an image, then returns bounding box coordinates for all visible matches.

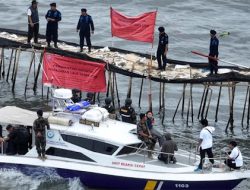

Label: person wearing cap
[27,0,39,44]
[209,29,219,75]
[76,8,94,53]
[45,3,62,48]
[194,119,215,172]
[157,26,168,71]
[137,113,156,159]
[33,109,50,159]
[103,97,115,114]
[119,98,137,124]
[84,92,95,104]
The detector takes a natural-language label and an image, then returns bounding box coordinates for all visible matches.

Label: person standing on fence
[194,119,215,171]
[208,29,219,75]
[27,0,39,44]
[77,8,94,53]
[45,3,61,48]
[157,26,168,71]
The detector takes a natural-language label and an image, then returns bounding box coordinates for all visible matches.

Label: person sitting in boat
[146,111,164,147]
[158,133,178,164]
[71,89,82,103]
[33,109,50,159]
[224,141,243,170]
[84,92,95,104]
[195,119,215,172]
[137,113,156,159]
[103,97,116,119]
[120,98,137,124]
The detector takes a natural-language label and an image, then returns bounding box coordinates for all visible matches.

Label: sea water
[0,0,249,189]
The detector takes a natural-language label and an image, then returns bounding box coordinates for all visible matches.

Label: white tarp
[0,106,50,126]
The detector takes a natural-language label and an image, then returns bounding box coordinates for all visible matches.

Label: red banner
[42,52,106,92]
[110,7,157,43]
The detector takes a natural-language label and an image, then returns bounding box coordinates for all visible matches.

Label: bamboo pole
[215,82,222,122]
[1,48,5,78]
[198,85,207,120]
[6,49,14,82]
[12,47,21,92]
[111,72,115,107]
[33,52,43,91]
[200,85,209,120]
[0,48,3,80]
[159,81,162,113]
[247,84,250,128]
[205,88,212,119]
[114,72,120,109]
[241,86,249,127]
[25,52,35,94]
[138,77,144,109]
[181,83,187,118]
[190,84,194,123]
[172,94,183,122]
[11,49,17,81]
[161,82,166,124]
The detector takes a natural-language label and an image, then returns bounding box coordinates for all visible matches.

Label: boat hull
[0,162,244,190]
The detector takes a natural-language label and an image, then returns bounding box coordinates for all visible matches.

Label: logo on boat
[47,130,55,139]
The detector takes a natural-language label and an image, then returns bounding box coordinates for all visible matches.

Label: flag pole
[148,43,153,112]
[148,9,157,112]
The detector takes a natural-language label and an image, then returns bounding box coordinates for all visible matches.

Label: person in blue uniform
[27,0,39,44]
[157,26,168,70]
[77,8,94,52]
[209,30,219,75]
[45,3,61,48]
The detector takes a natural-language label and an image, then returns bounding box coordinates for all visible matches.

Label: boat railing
[122,138,198,165]
[202,151,250,172]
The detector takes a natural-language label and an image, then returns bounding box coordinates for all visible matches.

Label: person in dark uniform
[120,98,136,124]
[84,92,95,104]
[4,125,29,155]
[103,97,115,114]
[45,3,61,48]
[157,26,168,70]
[158,133,178,164]
[137,113,156,159]
[71,89,82,103]
[33,110,50,159]
[209,30,219,75]
[77,8,94,53]
[27,0,39,44]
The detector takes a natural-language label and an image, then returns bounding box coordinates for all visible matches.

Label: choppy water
[0,0,249,189]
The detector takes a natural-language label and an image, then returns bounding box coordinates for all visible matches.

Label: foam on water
[0,168,85,190]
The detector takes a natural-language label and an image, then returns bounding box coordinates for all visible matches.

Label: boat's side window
[117,143,143,155]
[61,134,118,155]
[46,147,95,162]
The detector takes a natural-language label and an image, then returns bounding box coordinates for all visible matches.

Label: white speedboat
[0,104,249,190]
